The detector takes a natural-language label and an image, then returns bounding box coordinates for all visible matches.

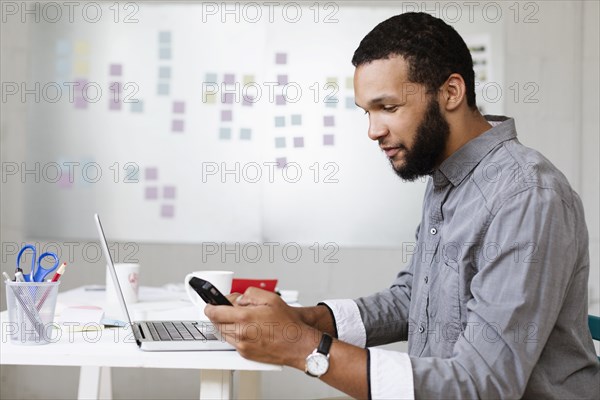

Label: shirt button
[430,227,437,235]
[418,326,425,333]
[424,276,428,283]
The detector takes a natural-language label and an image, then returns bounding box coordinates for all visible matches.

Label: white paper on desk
[58,306,105,330]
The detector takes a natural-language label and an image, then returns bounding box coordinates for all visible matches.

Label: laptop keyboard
[147,321,219,341]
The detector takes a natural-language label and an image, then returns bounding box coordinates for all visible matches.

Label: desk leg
[238,371,261,399]
[199,370,232,400]
[78,366,112,400]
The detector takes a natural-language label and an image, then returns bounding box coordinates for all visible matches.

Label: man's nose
[368,117,388,141]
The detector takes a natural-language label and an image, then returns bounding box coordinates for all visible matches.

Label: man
[206,12,600,399]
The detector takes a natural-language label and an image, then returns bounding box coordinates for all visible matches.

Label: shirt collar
[432,115,517,188]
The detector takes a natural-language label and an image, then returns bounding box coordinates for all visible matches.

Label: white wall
[1,2,598,399]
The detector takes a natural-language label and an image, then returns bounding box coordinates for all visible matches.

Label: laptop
[94,213,234,351]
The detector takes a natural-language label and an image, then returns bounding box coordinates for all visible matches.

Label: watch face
[307,353,329,376]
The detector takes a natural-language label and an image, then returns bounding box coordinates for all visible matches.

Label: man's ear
[440,73,466,112]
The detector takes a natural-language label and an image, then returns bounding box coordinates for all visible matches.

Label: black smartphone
[188,277,233,306]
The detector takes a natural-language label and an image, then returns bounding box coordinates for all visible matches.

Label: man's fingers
[226,292,243,303]
[238,287,279,306]
[204,303,244,323]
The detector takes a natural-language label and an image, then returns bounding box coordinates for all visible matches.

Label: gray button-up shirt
[355,116,600,398]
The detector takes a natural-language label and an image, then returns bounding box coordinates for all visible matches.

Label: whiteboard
[23,3,504,247]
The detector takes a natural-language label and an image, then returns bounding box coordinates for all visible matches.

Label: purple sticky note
[145,187,158,200]
[221,110,232,122]
[276,95,286,106]
[163,185,176,199]
[223,93,234,104]
[110,82,121,93]
[109,100,121,111]
[109,64,122,76]
[276,157,287,169]
[57,171,73,189]
[224,74,235,85]
[275,53,287,64]
[172,120,184,132]
[145,167,158,180]
[173,101,185,114]
[277,74,288,85]
[324,116,335,127]
[74,96,87,109]
[294,137,304,148]
[242,96,254,106]
[323,134,335,146]
[161,204,175,218]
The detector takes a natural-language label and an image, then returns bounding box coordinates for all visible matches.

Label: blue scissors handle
[17,245,60,282]
[31,252,60,282]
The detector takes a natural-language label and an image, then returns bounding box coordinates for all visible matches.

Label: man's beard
[392,97,450,181]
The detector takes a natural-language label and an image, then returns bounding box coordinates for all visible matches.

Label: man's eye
[383,105,399,112]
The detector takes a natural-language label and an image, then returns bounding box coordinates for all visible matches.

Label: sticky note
[145,167,158,180]
[275,53,287,64]
[74,97,87,109]
[159,31,171,43]
[130,101,144,113]
[276,95,286,106]
[276,157,287,168]
[275,137,286,148]
[109,100,121,111]
[55,59,70,76]
[277,75,288,85]
[346,97,356,109]
[291,114,302,125]
[240,128,252,140]
[243,75,255,85]
[323,134,335,146]
[159,47,171,60]
[74,40,89,56]
[242,96,254,106]
[163,186,176,199]
[221,110,232,122]
[145,187,158,200]
[224,74,235,85]
[109,64,122,76]
[219,127,232,140]
[223,93,234,104]
[326,77,337,85]
[172,120,184,132]
[161,204,174,218]
[205,93,216,104]
[205,73,218,83]
[173,101,185,114]
[74,60,89,75]
[324,116,335,127]
[157,83,170,95]
[346,76,354,89]
[274,116,285,127]
[57,171,73,189]
[159,66,171,79]
[326,97,338,108]
[55,40,70,55]
[110,81,121,94]
[293,137,304,148]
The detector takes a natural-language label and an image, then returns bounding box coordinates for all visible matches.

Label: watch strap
[317,332,333,356]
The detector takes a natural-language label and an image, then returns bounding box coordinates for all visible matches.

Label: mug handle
[184,273,205,306]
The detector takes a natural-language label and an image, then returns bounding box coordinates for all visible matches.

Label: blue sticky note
[159,31,171,43]
[130,101,144,113]
[275,116,285,127]
[240,128,252,140]
[219,127,232,140]
[159,47,171,60]
[275,137,286,148]
[55,39,70,55]
[159,66,171,79]
[346,97,356,109]
[291,114,302,125]
[157,83,170,95]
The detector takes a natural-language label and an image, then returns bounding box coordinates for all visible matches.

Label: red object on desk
[231,278,278,293]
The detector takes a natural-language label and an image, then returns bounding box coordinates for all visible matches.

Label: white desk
[0,286,282,399]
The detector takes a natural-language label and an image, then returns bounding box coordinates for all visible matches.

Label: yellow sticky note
[74,60,89,75]
[346,76,354,90]
[243,75,255,85]
[74,40,90,56]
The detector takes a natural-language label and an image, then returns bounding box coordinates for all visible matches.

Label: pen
[14,270,25,282]
[2,271,12,282]
[50,263,67,282]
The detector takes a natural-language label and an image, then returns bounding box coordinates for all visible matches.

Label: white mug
[106,263,140,304]
[184,270,233,320]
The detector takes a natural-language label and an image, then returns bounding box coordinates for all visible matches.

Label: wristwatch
[305,333,333,378]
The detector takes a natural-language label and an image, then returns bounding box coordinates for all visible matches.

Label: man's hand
[205,287,321,369]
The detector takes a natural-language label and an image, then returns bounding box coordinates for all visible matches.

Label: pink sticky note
[221,110,232,122]
[173,101,185,113]
[74,97,87,109]
[323,134,334,146]
[58,171,73,189]
[224,74,235,84]
[109,64,122,76]
[277,74,288,85]
[242,96,254,106]
[324,116,335,127]
[276,95,286,106]
[293,137,304,148]
[275,53,287,64]
[109,100,121,111]
[276,157,287,169]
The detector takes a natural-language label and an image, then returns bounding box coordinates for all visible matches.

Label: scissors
[16,244,60,282]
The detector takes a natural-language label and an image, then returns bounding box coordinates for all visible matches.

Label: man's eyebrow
[356,95,401,109]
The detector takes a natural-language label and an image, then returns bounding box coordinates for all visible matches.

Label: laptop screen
[94,213,133,324]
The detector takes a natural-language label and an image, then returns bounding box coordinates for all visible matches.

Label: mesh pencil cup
[5,280,60,345]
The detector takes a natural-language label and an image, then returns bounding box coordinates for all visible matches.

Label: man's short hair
[352,12,477,109]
